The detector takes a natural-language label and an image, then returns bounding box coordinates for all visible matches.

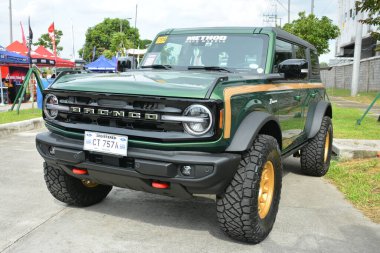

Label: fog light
[181,165,192,176]
[49,146,55,155]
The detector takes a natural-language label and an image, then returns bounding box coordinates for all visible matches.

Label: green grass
[332,106,380,139]
[327,88,380,106]
[326,158,380,223]
[0,108,42,124]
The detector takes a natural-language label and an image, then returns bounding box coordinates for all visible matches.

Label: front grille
[55,95,186,132]
[45,90,222,142]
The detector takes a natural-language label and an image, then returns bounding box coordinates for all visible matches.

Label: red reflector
[152,181,170,189]
[72,168,88,175]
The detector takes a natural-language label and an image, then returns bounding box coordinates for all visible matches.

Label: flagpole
[27,16,34,106]
[0,68,5,106]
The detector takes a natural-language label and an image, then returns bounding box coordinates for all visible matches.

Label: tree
[79,18,140,61]
[140,39,152,49]
[34,29,63,54]
[110,32,134,56]
[356,0,380,48]
[283,12,340,55]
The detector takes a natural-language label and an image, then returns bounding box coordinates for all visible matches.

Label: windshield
[141,34,269,73]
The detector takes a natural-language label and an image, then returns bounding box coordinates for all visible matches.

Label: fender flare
[305,100,332,139]
[226,111,281,152]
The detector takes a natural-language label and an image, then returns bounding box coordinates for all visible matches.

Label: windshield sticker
[143,53,158,66]
[155,36,168,44]
[185,35,227,44]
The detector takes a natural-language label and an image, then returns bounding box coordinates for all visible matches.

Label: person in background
[48,73,56,83]
[37,72,50,109]
[5,78,15,104]
[0,78,8,104]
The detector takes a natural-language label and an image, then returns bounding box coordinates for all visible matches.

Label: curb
[333,139,380,160]
[0,118,44,137]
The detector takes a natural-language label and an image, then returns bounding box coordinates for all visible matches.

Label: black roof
[271,28,317,51]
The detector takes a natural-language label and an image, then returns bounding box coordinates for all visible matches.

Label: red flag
[20,22,27,47]
[48,22,56,56]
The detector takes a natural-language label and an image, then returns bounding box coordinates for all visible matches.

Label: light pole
[9,0,13,43]
[311,0,314,14]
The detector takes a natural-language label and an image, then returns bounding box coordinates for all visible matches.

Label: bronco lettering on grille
[69,107,158,120]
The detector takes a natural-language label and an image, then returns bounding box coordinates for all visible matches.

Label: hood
[50,70,227,99]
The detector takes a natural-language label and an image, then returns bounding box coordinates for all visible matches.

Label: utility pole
[9,0,13,43]
[351,10,363,96]
[275,3,278,26]
[311,0,314,14]
[288,0,290,23]
[71,23,75,61]
[135,4,138,29]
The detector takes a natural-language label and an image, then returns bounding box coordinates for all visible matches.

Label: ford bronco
[36,27,333,243]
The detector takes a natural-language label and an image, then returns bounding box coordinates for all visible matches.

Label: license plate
[84,131,128,156]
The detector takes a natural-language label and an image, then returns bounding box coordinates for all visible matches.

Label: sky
[0,0,338,63]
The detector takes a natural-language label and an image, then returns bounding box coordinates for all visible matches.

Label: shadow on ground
[73,157,308,243]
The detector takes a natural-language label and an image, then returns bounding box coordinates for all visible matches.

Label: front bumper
[36,132,241,198]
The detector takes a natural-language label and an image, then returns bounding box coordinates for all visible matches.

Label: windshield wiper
[141,64,172,70]
[188,66,233,73]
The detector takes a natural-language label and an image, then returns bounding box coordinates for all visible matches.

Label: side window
[273,40,293,72]
[273,39,308,80]
[293,44,306,59]
[310,50,320,79]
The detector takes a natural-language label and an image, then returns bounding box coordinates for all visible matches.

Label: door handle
[294,95,301,101]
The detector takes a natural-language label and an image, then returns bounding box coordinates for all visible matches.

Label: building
[335,0,379,59]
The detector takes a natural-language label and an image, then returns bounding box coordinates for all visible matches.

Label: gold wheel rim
[81,180,98,188]
[258,161,275,219]
[324,131,330,163]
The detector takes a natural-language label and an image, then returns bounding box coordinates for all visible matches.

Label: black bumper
[36,132,241,197]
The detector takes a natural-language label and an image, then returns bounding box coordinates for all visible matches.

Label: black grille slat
[46,91,221,142]
[56,95,186,132]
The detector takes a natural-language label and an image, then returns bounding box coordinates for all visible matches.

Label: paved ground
[1,129,379,253]
[330,96,380,118]
[0,101,36,112]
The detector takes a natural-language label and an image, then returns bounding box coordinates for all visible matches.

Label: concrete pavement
[330,96,380,118]
[0,129,379,253]
[0,102,37,113]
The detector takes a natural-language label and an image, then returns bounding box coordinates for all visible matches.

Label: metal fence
[321,56,380,91]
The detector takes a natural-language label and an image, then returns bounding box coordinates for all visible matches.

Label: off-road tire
[43,163,112,207]
[301,116,333,177]
[216,135,282,244]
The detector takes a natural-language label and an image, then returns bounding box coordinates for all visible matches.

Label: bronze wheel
[81,180,98,188]
[324,131,330,163]
[258,161,275,219]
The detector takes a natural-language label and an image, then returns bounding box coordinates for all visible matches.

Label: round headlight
[183,104,213,136]
[43,94,59,120]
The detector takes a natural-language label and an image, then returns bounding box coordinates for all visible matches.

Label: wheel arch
[305,100,332,139]
[226,111,282,152]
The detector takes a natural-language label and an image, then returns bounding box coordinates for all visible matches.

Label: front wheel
[43,163,112,207]
[216,135,282,244]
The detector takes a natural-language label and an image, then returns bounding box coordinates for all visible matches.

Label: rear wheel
[43,163,112,207]
[301,116,333,177]
[216,135,282,243]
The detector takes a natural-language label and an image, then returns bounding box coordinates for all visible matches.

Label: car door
[272,39,308,150]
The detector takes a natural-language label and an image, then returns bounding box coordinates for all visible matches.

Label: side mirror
[117,59,132,72]
[278,59,308,79]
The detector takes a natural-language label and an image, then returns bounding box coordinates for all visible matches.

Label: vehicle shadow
[79,157,304,244]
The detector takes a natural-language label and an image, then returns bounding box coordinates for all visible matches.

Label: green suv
[36,27,333,243]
